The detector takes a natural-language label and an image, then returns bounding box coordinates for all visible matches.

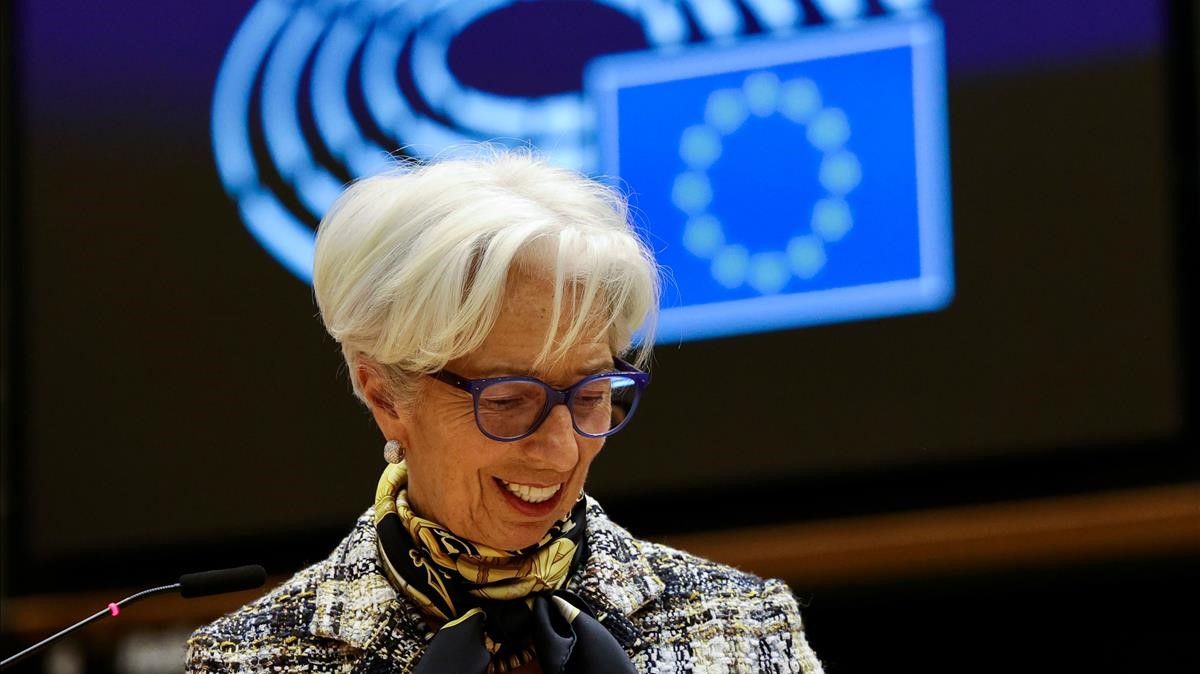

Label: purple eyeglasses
[429,358,650,442]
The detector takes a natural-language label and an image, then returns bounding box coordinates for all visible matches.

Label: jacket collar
[309,497,664,658]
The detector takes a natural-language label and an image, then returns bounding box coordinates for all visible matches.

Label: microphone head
[178,565,267,598]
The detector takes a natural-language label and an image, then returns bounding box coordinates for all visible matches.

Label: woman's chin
[482,512,564,551]
[478,477,572,549]
[462,508,556,550]
[486,524,554,552]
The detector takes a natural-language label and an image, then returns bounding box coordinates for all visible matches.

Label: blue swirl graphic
[212,0,927,282]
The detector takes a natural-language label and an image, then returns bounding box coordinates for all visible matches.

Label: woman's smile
[497,478,562,503]
[494,476,565,519]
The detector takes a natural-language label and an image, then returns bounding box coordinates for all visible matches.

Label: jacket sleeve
[184,629,358,674]
[761,579,825,674]
[184,632,234,673]
[183,607,320,673]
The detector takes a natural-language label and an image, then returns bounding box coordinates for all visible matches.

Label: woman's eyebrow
[469,358,613,379]
[578,359,615,375]
[468,363,536,378]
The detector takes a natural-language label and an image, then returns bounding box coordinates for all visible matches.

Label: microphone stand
[1,564,265,670]
[0,583,180,670]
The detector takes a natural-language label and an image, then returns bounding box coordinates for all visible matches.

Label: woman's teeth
[500,480,562,504]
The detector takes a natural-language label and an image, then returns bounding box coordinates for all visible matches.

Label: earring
[383,439,406,464]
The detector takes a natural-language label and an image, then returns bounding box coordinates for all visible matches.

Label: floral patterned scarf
[373,463,636,674]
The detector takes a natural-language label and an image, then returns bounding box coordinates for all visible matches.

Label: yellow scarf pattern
[373,462,580,623]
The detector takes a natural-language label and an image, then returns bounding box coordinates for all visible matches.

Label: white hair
[312,149,660,405]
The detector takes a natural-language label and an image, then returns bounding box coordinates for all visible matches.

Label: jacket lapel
[308,511,427,669]
[566,498,666,649]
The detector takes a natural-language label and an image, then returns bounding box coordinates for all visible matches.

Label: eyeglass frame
[428,358,650,442]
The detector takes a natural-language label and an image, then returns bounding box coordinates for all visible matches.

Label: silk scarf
[373,463,637,674]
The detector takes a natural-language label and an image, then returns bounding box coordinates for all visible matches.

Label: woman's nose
[524,405,579,472]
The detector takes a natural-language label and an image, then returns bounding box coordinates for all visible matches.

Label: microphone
[179,565,268,598]
[0,565,267,670]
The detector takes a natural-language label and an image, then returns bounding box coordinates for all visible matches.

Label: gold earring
[383,439,405,464]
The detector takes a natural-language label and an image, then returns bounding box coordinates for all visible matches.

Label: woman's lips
[494,477,564,517]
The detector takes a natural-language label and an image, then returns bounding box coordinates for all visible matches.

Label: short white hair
[312,149,660,404]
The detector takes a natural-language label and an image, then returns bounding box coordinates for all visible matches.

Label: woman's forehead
[459,350,613,380]
[451,272,613,380]
[451,327,612,377]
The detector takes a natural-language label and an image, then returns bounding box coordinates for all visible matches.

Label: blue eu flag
[587,17,954,342]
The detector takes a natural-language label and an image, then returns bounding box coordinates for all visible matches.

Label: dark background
[2,1,1197,672]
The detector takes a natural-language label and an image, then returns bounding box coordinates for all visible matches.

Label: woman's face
[366,271,611,551]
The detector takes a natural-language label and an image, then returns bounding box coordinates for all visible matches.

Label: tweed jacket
[187,498,824,673]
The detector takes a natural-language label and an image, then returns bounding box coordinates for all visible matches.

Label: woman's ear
[357,363,399,418]
[356,362,412,446]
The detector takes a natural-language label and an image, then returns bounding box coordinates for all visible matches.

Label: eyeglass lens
[476,375,639,439]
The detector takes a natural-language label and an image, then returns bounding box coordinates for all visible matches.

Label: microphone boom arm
[0,582,181,670]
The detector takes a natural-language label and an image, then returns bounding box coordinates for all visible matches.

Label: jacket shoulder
[185,560,356,673]
[631,540,824,674]
[635,539,803,630]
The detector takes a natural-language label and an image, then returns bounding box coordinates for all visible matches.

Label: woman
[187,151,823,673]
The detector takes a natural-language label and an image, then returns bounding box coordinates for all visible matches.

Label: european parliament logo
[212,0,952,342]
